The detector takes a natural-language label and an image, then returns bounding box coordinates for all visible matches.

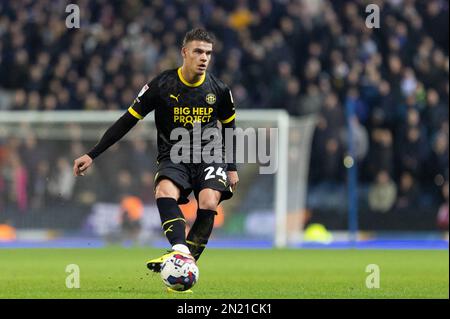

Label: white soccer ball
[160,253,199,291]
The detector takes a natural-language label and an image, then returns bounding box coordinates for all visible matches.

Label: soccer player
[73,29,238,281]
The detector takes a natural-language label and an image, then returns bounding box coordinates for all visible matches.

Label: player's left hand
[227,171,239,191]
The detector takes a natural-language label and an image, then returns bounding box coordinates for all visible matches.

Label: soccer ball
[160,253,199,291]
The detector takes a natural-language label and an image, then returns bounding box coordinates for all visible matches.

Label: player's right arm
[73,111,138,176]
[73,81,158,176]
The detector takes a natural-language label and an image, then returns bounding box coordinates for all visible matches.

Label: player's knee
[155,188,179,200]
[155,179,180,200]
[198,200,218,210]
[198,189,220,210]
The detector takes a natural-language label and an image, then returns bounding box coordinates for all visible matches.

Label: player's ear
[181,46,187,59]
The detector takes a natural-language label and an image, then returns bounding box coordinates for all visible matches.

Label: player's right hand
[73,154,93,176]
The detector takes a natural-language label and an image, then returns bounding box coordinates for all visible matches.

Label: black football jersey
[128,68,236,163]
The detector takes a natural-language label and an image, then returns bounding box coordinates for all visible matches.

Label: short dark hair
[182,28,215,47]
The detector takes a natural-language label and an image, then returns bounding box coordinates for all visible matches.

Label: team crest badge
[138,84,149,97]
[206,93,216,105]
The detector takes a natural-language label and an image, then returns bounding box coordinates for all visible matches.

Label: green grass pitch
[0,248,448,299]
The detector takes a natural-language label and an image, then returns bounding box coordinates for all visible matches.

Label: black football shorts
[154,159,233,205]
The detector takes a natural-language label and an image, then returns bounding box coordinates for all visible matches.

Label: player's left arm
[219,88,239,191]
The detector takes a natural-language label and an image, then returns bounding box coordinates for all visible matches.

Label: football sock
[172,244,191,255]
[156,198,187,247]
[186,209,217,261]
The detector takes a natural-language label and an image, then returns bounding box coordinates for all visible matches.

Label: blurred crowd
[0,127,159,227]
[0,0,448,229]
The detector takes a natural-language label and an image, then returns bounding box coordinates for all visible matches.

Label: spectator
[436,182,449,230]
[368,170,398,213]
[48,157,76,201]
[367,128,394,178]
[298,84,323,116]
[284,77,302,116]
[423,89,448,135]
[7,152,28,213]
[398,126,429,177]
[139,171,156,205]
[12,90,27,110]
[395,171,420,212]
[429,131,449,181]
[119,195,144,245]
[373,81,396,129]
[29,160,50,211]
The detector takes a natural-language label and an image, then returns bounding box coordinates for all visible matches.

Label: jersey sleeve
[127,78,160,120]
[218,87,236,124]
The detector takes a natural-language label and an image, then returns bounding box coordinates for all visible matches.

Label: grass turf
[0,248,447,299]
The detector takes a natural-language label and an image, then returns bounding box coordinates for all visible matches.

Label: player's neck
[180,65,203,84]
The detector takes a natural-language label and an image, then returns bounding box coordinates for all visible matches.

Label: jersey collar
[177,67,206,87]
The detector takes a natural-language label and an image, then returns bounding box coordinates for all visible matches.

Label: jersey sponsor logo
[205,93,216,105]
[170,93,181,103]
[173,107,214,127]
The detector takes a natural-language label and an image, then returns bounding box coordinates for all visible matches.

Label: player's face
[182,40,213,75]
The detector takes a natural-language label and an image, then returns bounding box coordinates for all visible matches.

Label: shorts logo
[218,179,227,187]
[206,93,216,105]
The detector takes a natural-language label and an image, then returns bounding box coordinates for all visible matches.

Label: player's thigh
[195,163,233,207]
[154,160,193,203]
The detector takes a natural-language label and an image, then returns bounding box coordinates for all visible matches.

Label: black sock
[156,198,187,247]
[186,209,217,261]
